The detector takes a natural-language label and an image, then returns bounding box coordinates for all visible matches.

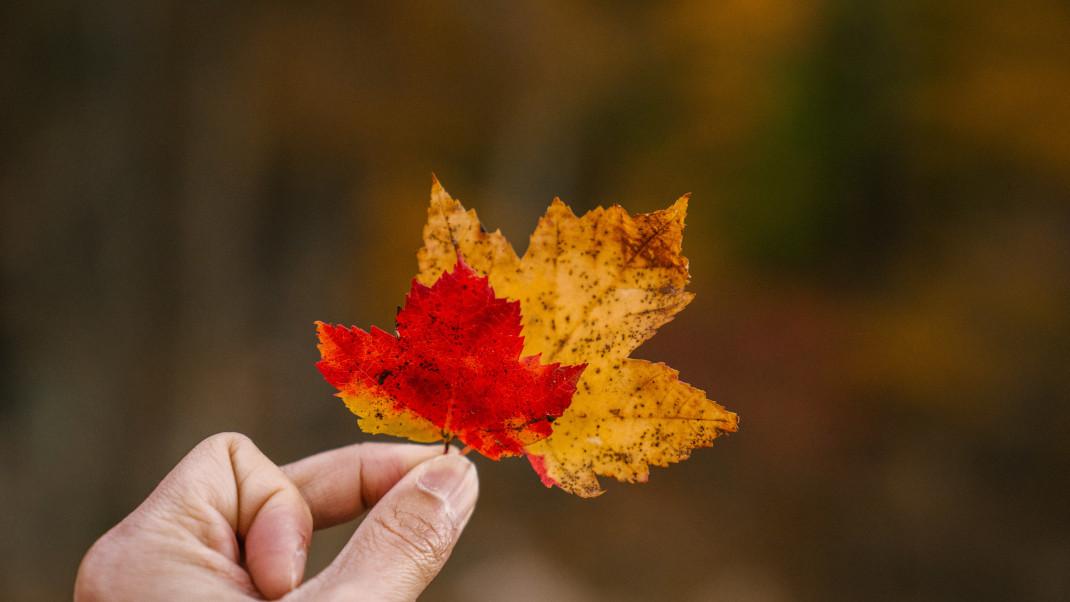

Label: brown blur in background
[3,1,1069,600]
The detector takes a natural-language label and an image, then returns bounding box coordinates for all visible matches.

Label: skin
[74,433,479,601]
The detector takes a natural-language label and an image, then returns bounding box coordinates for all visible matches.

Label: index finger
[282,442,447,529]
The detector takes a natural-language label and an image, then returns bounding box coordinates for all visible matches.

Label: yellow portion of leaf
[339,389,442,443]
[417,180,739,497]
[525,360,737,497]
[417,176,521,294]
[516,197,695,364]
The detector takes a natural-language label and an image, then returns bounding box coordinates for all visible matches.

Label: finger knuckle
[371,506,454,574]
[200,431,251,452]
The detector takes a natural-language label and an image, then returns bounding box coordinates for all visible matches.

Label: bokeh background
[3,1,1069,600]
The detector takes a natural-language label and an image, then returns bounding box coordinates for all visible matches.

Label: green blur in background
[2,1,1069,600]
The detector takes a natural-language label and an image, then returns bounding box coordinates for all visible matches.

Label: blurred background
[2,1,1069,600]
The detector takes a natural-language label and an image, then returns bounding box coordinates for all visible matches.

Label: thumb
[303,453,478,601]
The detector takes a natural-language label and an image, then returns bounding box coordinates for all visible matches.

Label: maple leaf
[417,177,739,497]
[316,256,586,460]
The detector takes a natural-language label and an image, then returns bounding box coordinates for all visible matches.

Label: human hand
[74,433,479,601]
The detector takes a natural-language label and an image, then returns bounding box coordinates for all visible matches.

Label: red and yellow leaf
[316,177,739,497]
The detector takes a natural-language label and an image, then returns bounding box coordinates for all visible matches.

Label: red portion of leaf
[317,256,586,460]
[526,454,557,488]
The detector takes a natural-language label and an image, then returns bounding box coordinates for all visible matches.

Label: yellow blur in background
[2,1,1068,600]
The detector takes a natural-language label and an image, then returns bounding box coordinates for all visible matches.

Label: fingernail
[416,454,477,512]
[289,546,306,590]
